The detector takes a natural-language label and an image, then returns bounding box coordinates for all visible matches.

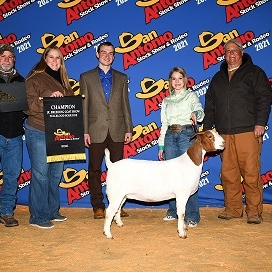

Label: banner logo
[0,33,32,55]
[216,0,270,23]
[136,0,190,24]
[57,0,112,25]
[54,129,75,141]
[124,122,160,157]
[136,77,169,116]
[69,78,80,95]
[116,30,188,70]
[36,31,108,60]
[0,0,35,21]
[135,76,204,115]
[194,29,258,70]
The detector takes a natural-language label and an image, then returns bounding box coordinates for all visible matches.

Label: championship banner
[43,96,86,163]
[0,82,29,113]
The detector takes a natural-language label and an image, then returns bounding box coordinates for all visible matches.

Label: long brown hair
[26,45,72,93]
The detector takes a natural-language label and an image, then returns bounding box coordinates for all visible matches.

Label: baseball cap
[224,39,243,50]
[0,44,15,55]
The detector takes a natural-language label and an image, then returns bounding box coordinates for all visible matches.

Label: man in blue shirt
[80,42,133,219]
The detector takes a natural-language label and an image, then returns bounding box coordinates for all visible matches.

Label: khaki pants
[221,132,263,217]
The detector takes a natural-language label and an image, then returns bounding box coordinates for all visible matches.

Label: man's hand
[84,134,91,147]
[124,133,132,144]
[254,125,265,138]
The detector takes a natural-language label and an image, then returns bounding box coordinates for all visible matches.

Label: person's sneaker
[51,215,67,222]
[31,221,54,229]
[187,220,198,228]
[163,214,177,221]
[0,214,19,227]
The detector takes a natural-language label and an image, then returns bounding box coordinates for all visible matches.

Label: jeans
[164,128,200,223]
[25,127,64,224]
[0,135,22,216]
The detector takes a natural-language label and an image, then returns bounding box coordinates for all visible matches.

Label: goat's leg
[114,197,126,227]
[103,197,124,239]
[176,197,188,238]
[103,203,116,239]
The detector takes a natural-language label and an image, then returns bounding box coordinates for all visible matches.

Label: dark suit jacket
[80,67,133,143]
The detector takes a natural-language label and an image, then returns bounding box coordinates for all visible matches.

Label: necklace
[228,66,240,71]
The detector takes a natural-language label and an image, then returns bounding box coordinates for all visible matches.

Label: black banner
[0,82,29,112]
[43,96,86,163]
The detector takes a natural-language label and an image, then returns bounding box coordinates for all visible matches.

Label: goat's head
[191,130,225,153]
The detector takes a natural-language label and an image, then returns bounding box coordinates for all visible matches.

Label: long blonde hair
[26,45,72,93]
[168,67,188,92]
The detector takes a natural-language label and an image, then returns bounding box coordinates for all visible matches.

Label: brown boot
[120,209,129,217]
[93,208,105,219]
[247,214,262,224]
[218,210,243,220]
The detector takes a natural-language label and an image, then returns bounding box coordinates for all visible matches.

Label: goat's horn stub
[190,133,197,141]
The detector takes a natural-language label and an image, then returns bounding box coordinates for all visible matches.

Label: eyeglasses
[225,49,241,54]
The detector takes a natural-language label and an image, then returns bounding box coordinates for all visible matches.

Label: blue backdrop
[0,0,271,208]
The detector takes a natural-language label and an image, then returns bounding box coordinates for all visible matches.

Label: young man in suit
[80,42,133,219]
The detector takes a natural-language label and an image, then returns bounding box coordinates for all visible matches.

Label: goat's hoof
[114,219,124,227]
[178,233,187,239]
[177,230,187,239]
[103,231,114,239]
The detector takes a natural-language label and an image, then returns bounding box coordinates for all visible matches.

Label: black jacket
[203,53,272,134]
[0,71,25,138]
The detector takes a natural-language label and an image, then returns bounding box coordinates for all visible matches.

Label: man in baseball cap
[0,44,15,56]
[0,44,25,227]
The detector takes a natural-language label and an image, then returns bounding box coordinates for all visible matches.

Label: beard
[0,62,13,73]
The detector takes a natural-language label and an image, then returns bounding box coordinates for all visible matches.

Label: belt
[168,124,192,133]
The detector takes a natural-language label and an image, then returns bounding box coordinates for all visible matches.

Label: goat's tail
[104,148,113,168]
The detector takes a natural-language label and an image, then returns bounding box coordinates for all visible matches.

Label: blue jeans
[0,135,22,216]
[25,127,64,224]
[164,128,200,223]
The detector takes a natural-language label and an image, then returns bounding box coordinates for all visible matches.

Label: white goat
[103,130,225,239]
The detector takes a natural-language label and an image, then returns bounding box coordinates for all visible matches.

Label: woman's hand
[158,150,164,161]
[50,91,63,97]
[190,112,197,125]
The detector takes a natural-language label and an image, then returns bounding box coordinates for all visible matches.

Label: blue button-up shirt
[98,67,112,102]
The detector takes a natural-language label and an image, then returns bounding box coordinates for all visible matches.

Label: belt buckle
[170,124,182,133]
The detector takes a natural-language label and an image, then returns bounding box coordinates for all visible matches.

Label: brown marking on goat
[187,138,203,166]
[187,131,216,166]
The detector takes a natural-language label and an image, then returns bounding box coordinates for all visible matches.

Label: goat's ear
[190,131,205,141]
